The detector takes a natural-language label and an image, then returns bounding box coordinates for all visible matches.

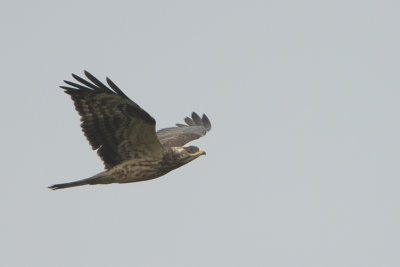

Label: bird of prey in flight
[49,71,211,190]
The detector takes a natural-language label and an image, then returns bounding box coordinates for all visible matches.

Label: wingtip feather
[106,77,129,98]
[202,114,212,131]
[184,117,195,126]
[191,112,202,125]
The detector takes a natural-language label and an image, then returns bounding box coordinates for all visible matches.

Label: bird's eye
[185,146,199,153]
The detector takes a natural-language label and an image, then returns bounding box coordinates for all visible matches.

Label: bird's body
[49,71,211,190]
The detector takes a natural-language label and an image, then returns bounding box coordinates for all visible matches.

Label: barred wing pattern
[157,112,212,147]
[61,71,164,169]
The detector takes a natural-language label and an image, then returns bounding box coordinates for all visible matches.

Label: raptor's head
[172,146,206,164]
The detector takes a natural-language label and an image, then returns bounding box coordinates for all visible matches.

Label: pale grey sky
[1,0,399,266]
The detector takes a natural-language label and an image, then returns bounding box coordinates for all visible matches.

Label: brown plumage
[49,71,211,190]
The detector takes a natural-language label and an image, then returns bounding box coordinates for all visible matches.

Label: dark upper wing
[156,112,211,147]
[61,71,164,169]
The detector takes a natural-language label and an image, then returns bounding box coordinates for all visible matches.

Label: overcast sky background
[1,0,399,266]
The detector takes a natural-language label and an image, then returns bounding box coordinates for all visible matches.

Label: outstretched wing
[157,112,211,147]
[61,71,164,169]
